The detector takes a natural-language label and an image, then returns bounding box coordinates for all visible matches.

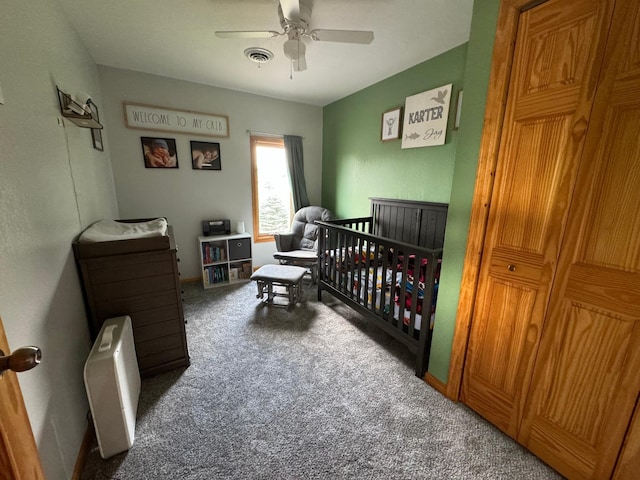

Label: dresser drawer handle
[507,264,517,272]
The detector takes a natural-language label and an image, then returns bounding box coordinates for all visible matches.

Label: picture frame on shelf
[140,137,179,168]
[229,268,239,281]
[90,104,104,151]
[190,140,221,170]
[381,107,402,142]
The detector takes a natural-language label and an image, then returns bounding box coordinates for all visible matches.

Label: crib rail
[327,216,373,233]
[316,219,442,377]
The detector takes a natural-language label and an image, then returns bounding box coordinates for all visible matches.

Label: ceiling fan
[215,0,374,72]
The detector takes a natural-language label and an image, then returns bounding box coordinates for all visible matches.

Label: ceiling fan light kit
[215,0,373,73]
[283,32,307,72]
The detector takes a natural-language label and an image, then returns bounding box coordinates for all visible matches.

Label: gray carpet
[80,280,562,479]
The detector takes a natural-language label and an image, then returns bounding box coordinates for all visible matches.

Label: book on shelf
[202,243,227,264]
[205,265,227,284]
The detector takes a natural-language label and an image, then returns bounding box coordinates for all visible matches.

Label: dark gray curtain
[284,135,310,211]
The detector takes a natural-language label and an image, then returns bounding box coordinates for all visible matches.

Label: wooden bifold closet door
[461,0,640,478]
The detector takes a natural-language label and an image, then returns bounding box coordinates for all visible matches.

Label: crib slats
[416,252,438,371]
[316,217,442,377]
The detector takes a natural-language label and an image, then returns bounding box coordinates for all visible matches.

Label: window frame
[250,135,292,243]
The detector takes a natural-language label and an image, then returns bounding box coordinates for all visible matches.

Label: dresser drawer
[136,334,188,371]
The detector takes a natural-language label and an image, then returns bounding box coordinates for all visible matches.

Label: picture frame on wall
[454,90,463,129]
[140,137,179,168]
[90,104,103,151]
[190,140,221,170]
[381,107,402,142]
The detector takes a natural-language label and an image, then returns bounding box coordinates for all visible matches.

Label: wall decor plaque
[401,84,452,149]
[124,102,229,138]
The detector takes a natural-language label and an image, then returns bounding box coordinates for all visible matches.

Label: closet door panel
[520,1,640,477]
[613,402,640,479]
[461,0,613,439]
[582,109,640,268]
[523,302,640,479]
[495,118,571,252]
[462,279,538,430]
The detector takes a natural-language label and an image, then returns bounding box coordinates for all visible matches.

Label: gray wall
[0,1,119,478]
[98,66,323,278]
[2,3,322,478]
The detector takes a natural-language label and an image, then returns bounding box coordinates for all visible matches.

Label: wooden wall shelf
[57,87,103,129]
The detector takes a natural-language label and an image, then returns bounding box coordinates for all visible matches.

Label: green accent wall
[323,44,467,218]
[428,0,501,382]
[322,0,501,384]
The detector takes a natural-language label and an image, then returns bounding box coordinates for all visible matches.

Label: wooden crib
[316,198,447,377]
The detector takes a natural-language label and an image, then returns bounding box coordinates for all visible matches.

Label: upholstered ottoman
[250,264,307,309]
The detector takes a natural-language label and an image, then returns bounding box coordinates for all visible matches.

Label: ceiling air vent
[244,47,274,64]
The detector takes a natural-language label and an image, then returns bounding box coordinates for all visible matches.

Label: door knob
[0,346,42,375]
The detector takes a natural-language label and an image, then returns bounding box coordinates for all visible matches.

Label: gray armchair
[273,206,334,283]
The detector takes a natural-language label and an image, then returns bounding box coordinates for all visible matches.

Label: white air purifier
[84,315,141,459]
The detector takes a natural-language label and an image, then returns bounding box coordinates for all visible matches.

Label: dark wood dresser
[73,225,189,376]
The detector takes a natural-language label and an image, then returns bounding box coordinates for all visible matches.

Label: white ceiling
[56,0,474,107]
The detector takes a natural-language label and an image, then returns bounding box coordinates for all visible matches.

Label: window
[250,136,293,242]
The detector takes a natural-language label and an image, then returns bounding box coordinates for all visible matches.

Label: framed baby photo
[140,137,179,168]
[190,141,221,170]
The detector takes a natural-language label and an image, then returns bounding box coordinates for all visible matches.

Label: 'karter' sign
[401,84,452,149]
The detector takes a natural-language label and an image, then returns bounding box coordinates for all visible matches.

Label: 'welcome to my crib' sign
[124,102,229,138]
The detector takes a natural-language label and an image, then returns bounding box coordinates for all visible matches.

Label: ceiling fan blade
[310,29,374,44]
[279,0,301,21]
[215,30,281,39]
